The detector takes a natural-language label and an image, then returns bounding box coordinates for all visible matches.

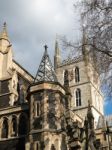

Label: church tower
[27,45,68,150]
[54,42,104,126]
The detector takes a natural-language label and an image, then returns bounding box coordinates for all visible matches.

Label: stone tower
[54,42,104,126]
[27,46,68,150]
[0,22,13,79]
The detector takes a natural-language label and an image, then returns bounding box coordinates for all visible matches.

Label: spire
[54,37,61,69]
[55,39,60,56]
[82,24,87,56]
[87,100,94,130]
[64,70,71,94]
[34,45,58,82]
[87,100,94,119]
[0,22,9,41]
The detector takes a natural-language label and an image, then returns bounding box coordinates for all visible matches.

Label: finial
[3,22,7,28]
[0,22,9,41]
[44,45,48,55]
[44,45,48,51]
[34,45,58,82]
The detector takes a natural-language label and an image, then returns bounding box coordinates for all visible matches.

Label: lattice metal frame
[34,45,58,82]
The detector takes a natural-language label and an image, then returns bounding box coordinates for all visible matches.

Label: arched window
[76,89,81,106]
[19,114,28,135]
[75,67,80,82]
[64,70,69,86]
[35,102,40,117]
[34,142,39,150]
[2,118,8,138]
[51,144,56,150]
[12,116,17,136]
[54,139,59,150]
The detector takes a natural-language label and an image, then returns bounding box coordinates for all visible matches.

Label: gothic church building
[0,23,112,150]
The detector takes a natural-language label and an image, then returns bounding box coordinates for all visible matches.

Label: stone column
[30,96,35,131]
[44,133,50,150]
[43,91,49,129]
[0,120,2,139]
[8,117,12,138]
[25,143,30,150]
[17,115,19,136]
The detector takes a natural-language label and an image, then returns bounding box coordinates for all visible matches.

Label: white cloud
[0,0,80,76]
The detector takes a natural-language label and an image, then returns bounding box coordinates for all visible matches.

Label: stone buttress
[26,46,68,150]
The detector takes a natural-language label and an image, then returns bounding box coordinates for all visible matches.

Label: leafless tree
[81,0,112,98]
[62,0,112,99]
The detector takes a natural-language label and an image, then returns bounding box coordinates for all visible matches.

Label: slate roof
[60,55,83,67]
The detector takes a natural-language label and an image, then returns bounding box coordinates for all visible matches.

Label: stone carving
[17,76,28,104]
[19,84,27,103]
[9,70,18,106]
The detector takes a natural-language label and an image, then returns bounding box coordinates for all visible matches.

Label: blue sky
[104,99,112,115]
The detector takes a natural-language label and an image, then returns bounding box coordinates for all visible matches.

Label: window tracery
[76,89,81,106]
[75,67,80,83]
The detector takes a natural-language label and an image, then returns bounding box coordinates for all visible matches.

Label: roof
[13,59,34,82]
[60,55,83,67]
[97,115,112,129]
[0,22,9,41]
[34,45,58,82]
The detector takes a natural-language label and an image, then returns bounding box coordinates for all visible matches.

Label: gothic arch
[51,144,56,150]
[34,142,40,150]
[76,89,81,106]
[18,113,28,135]
[64,70,69,86]
[1,117,9,138]
[54,139,59,150]
[75,67,80,82]
[11,115,17,136]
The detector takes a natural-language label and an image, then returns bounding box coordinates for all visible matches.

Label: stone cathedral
[0,23,112,150]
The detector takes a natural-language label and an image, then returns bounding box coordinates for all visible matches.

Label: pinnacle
[55,39,60,55]
[87,100,94,119]
[0,22,9,41]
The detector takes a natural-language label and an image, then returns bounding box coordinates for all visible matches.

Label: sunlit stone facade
[0,23,112,150]
[54,48,103,126]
